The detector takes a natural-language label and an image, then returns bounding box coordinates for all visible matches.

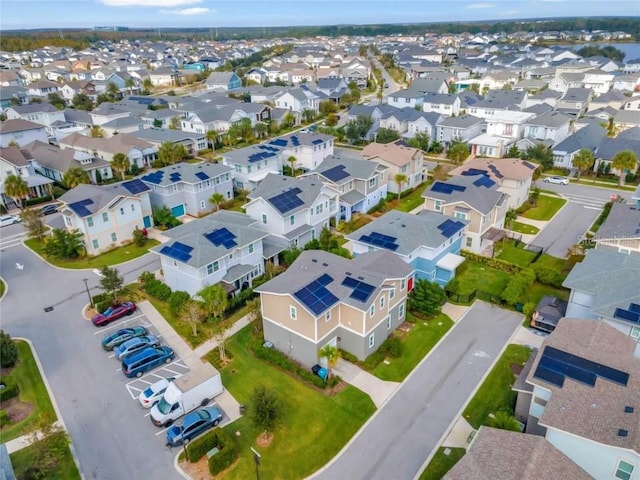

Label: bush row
[362,335,403,370]
[186,429,217,462]
[533,264,565,288]
[0,409,10,427]
[460,250,524,274]
[0,376,19,402]
[208,430,238,475]
[501,268,536,306]
[94,300,111,314]
[143,278,172,301]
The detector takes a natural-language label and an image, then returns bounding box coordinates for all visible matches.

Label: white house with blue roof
[59,179,153,255]
[150,211,270,296]
[347,210,467,286]
[268,132,334,172]
[220,144,284,191]
[138,162,233,218]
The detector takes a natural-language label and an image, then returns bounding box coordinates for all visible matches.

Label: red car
[92,302,137,326]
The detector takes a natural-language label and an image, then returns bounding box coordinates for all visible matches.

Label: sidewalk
[332,359,399,408]
[193,315,252,358]
[441,303,470,323]
[4,421,64,454]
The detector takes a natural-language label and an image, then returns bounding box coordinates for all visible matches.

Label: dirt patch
[256,432,274,448]
[510,363,524,376]
[0,397,34,424]
[179,456,210,480]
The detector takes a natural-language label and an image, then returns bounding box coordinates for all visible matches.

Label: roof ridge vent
[618,429,629,437]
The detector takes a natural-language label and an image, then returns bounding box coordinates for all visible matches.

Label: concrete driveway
[311,302,522,480]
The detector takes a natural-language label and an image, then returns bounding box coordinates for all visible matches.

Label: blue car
[166,406,223,447]
[113,335,160,360]
[122,346,175,378]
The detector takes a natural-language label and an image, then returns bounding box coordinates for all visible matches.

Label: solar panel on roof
[160,245,192,262]
[270,138,287,147]
[169,172,182,182]
[487,164,504,179]
[204,227,238,249]
[437,219,465,239]
[141,171,164,185]
[68,198,94,217]
[341,276,376,303]
[533,365,565,387]
[195,171,210,181]
[473,175,495,188]
[431,182,466,195]
[321,165,350,183]
[291,136,299,146]
[614,308,640,324]
[461,168,487,177]
[294,275,339,315]
[172,242,193,253]
[122,179,150,195]
[311,139,323,145]
[268,187,304,214]
[317,273,333,287]
[359,231,399,251]
[629,303,640,314]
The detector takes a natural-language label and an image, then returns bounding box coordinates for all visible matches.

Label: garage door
[171,204,185,217]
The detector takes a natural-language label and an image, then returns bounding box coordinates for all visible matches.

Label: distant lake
[571,42,640,62]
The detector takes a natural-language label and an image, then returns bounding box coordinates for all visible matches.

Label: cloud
[100,0,201,7]
[466,2,496,8]
[160,6,211,14]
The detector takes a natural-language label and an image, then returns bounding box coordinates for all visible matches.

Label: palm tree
[287,156,297,177]
[572,149,595,180]
[125,78,136,95]
[111,152,131,181]
[209,192,225,211]
[142,78,153,94]
[606,117,617,137]
[3,174,29,209]
[505,208,518,228]
[611,150,638,186]
[253,122,268,139]
[106,81,120,100]
[318,344,340,377]
[394,173,407,201]
[488,411,521,432]
[63,167,90,188]
[90,125,105,138]
[205,130,217,151]
[447,142,470,165]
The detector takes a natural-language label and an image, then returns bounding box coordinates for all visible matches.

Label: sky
[0,0,638,30]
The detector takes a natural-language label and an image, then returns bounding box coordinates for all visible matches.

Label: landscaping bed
[9,437,80,480]
[508,221,540,235]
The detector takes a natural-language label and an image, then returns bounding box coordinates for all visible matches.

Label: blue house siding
[228,73,242,91]
[409,236,463,287]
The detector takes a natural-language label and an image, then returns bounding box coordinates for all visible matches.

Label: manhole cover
[44,306,54,312]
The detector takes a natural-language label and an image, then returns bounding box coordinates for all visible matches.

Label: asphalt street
[312,301,523,480]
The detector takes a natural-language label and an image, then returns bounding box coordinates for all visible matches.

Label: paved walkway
[441,303,470,323]
[193,315,252,358]
[332,359,399,409]
[4,421,64,454]
[441,417,474,449]
[511,326,545,349]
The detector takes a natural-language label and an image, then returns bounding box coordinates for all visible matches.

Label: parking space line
[108,353,115,359]
[93,314,146,335]
[161,366,184,376]
[144,412,151,417]
[116,368,122,372]
[155,427,170,437]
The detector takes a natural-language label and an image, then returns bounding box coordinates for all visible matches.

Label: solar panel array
[342,276,376,303]
[195,171,210,181]
[248,150,277,163]
[141,171,165,185]
[294,274,339,315]
[291,136,300,146]
[122,179,150,195]
[257,145,280,153]
[437,219,465,238]
[204,227,238,249]
[159,241,193,262]
[268,187,304,214]
[311,139,324,145]
[68,198,94,217]
[487,164,504,179]
[473,175,495,188]
[533,345,630,389]
[169,172,182,182]
[614,303,640,324]
[523,161,537,170]
[461,168,487,177]
[431,182,466,195]
[269,138,288,147]
[359,231,399,251]
[321,165,350,183]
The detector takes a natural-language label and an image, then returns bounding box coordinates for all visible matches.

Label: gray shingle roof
[597,203,640,241]
[526,111,571,128]
[438,114,483,128]
[597,137,640,161]
[553,123,606,154]
[315,154,383,185]
[139,161,232,187]
[249,173,325,215]
[59,181,148,217]
[422,174,506,215]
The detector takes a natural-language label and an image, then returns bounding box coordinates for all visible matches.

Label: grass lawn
[337,214,373,234]
[454,261,510,297]
[419,447,466,480]
[521,195,566,221]
[0,341,57,442]
[508,221,540,235]
[24,238,160,269]
[390,182,431,213]
[10,439,80,480]
[538,189,560,196]
[210,325,376,480]
[372,313,453,382]
[572,178,636,192]
[462,344,532,429]
[496,243,537,267]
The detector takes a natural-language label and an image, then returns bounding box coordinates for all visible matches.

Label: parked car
[101,326,148,351]
[139,377,176,408]
[113,335,160,360]
[92,302,137,326]
[40,204,59,216]
[166,406,223,447]
[543,176,569,185]
[0,215,21,227]
[122,346,175,378]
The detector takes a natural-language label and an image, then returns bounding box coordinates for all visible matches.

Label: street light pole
[83,278,93,307]
[251,447,261,480]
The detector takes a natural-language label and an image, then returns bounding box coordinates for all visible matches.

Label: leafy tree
[168,290,191,317]
[249,385,283,440]
[0,330,18,368]
[47,92,65,109]
[253,122,268,139]
[111,152,131,181]
[488,411,521,432]
[125,77,136,95]
[282,112,296,129]
[287,156,297,177]
[72,92,93,111]
[282,245,301,266]
[407,132,430,152]
[506,144,520,158]
[157,141,187,166]
[204,130,217,151]
[345,115,373,144]
[247,297,262,325]
[209,192,225,211]
[318,344,340,376]
[153,205,180,228]
[20,207,48,242]
[529,187,541,206]
[302,108,316,123]
[169,116,181,130]
[90,125,105,138]
[505,208,518,229]
[132,226,146,246]
[408,279,446,317]
[501,269,536,305]
[319,100,337,117]
[43,228,85,259]
[447,142,470,165]
[181,299,204,337]
[576,45,625,62]
[63,167,90,188]
[325,112,339,127]
[3,174,29,209]
[142,78,153,94]
[524,144,554,171]
[394,173,407,200]
[429,140,444,154]
[106,81,120,100]
[152,118,163,128]
[27,414,70,477]
[572,149,595,180]
[197,283,229,322]
[99,266,124,302]
[375,127,400,144]
[611,150,638,186]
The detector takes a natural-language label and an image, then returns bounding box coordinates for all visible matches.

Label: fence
[524,243,544,263]
[445,289,506,306]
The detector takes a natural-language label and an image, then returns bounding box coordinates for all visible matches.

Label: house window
[615,460,635,480]
[368,177,376,188]
[248,243,254,254]
[434,200,443,212]
[325,311,331,322]
[466,237,473,248]
[386,316,391,330]
[92,239,99,249]
[290,306,297,320]
[389,288,395,300]
[290,215,295,225]
[454,211,468,220]
[368,333,375,348]
[173,185,178,192]
[87,217,94,227]
[369,304,375,317]
[316,204,323,214]
[399,303,405,319]
[380,296,385,310]
[631,327,640,339]
[200,200,206,209]
[401,278,406,290]
[102,212,109,222]
[262,214,267,224]
[110,232,117,242]
[131,204,135,212]
[65,216,72,227]
[120,208,124,215]
[226,190,232,199]
[225,173,230,181]
[206,261,219,275]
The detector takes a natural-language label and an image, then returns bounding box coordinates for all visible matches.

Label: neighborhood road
[0,244,177,480]
[312,301,523,480]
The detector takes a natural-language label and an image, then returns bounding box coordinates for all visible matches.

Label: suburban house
[150,211,269,296]
[422,93,461,116]
[387,88,425,110]
[522,111,572,144]
[58,180,153,255]
[274,87,320,113]
[435,114,484,150]
[60,80,97,101]
[0,119,48,148]
[180,103,270,136]
[23,140,113,184]
[148,67,179,87]
[316,77,349,102]
[346,210,467,286]
[531,295,568,333]
[563,248,640,338]
[556,88,593,117]
[516,318,640,480]
[361,142,425,195]
[552,122,606,169]
[131,128,207,157]
[0,146,55,208]
[595,133,640,174]
[139,162,233,218]
[255,249,414,367]
[422,175,508,253]
[5,104,67,139]
[469,111,535,158]
[245,173,339,247]
[311,154,388,221]
[268,132,334,172]
[448,158,537,210]
[205,71,242,91]
[406,111,443,140]
[220,144,284,192]
[592,202,640,254]
[59,132,157,169]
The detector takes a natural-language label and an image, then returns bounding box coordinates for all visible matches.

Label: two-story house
[582,69,616,94]
[347,210,467,286]
[58,180,153,255]
[406,111,443,141]
[522,111,572,145]
[220,144,283,192]
[422,93,461,116]
[556,87,593,117]
[204,71,242,91]
[245,173,339,247]
[469,111,535,158]
[387,88,425,110]
[255,249,413,367]
[139,161,233,218]
[552,122,606,170]
[0,146,55,208]
[151,211,268,296]
[59,132,157,169]
[131,128,207,157]
[0,119,48,148]
[5,104,67,139]
[274,87,320,114]
[268,132,334,172]
[435,114,484,150]
[422,175,508,253]
[312,154,388,221]
[361,142,425,194]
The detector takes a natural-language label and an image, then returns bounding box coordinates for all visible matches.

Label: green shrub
[380,336,402,358]
[533,265,565,287]
[501,269,535,306]
[0,376,19,402]
[94,300,111,315]
[0,409,10,427]
[339,349,358,363]
[138,271,155,284]
[226,288,256,315]
[0,331,18,368]
[186,429,219,463]
[24,195,52,207]
[91,292,109,305]
[167,291,191,317]
[143,278,172,301]
[208,430,238,475]
[460,250,523,274]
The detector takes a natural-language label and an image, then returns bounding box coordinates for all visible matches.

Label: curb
[0,276,7,303]
[14,337,86,480]
[174,451,193,480]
